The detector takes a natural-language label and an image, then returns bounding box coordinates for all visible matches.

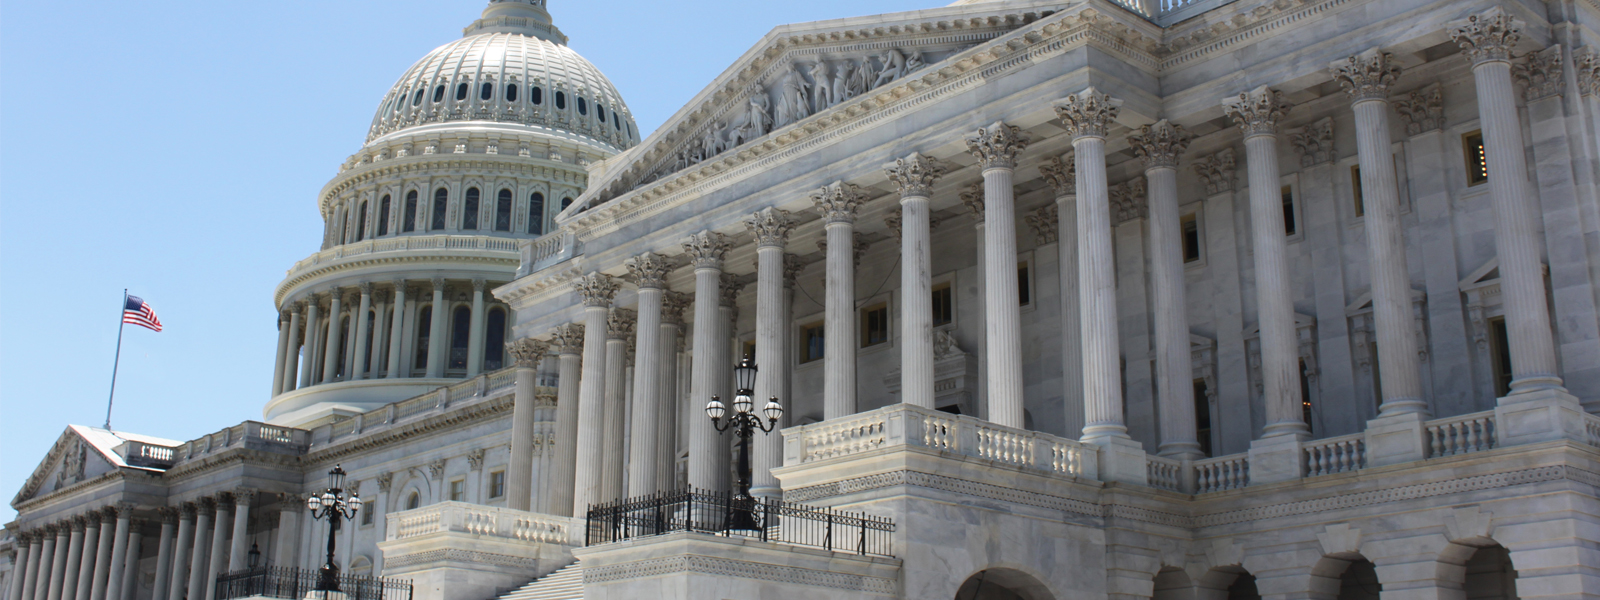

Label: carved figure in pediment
[832,61,855,105]
[873,49,907,88]
[701,121,726,159]
[905,50,925,73]
[776,65,812,128]
[810,62,833,111]
[849,59,875,96]
[736,88,772,142]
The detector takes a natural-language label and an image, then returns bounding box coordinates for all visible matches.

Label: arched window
[463,187,480,230]
[495,189,512,232]
[531,87,543,105]
[505,84,518,102]
[405,492,420,510]
[613,112,621,129]
[449,306,471,370]
[455,82,469,101]
[597,105,605,121]
[355,200,369,241]
[362,310,377,377]
[560,196,573,210]
[411,88,424,106]
[555,91,566,109]
[414,306,433,370]
[431,188,448,231]
[577,97,588,115]
[484,309,507,370]
[378,195,392,237]
[527,193,545,235]
[432,85,445,103]
[403,190,418,233]
[336,315,351,377]
[479,82,493,101]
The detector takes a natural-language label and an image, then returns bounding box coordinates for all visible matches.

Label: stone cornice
[303,394,514,465]
[275,242,519,307]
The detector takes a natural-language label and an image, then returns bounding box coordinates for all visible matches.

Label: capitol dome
[365,0,639,151]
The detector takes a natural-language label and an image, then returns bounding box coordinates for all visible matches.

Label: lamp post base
[316,564,341,593]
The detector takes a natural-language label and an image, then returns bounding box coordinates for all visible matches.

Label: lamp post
[305,464,363,592]
[705,357,783,531]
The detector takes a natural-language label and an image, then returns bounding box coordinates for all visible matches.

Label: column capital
[1331,48,1402,102]
[428,459,446,480]
[959,182,984,221]
[1288,117,1336,167]
[357,281,374,296]
[743,208,796,248]
[1038,153,1076,197]
[1514,45,1565,102]
[71,514,89,530]
[472,278,487,293]
[389,278,408,291]
[661,290,692,324]
[1110,178,1148,224]
[882,152,946,197]
[551,323,585,354]
[213,491,235,509]
[682,230,732,269]
[1393,83,1444,136]
[1024,204,1059,245]
[232,488,257,506]
[375,472,394,494]
[506,338,551,368]
[810,181,867,225]
[606,308,637,340]
[626,252,675,289]
[289,301,305,315]
[429,276,447,291]
[195,498,217,517]
[279,310,292,324]
[466,449,486,471]
[1578,48,1599,98]
[1053,88,1122,140]
[782,253,805,288]
[718,274,745,308]
[178,502,197,519]
[154,508,178,525]
[1223,85,1292,138]
[1192,149,1237,195]
[964,121,1030,169]
[275,494,305,512]
[1128,120,1192,170]
[1448,7,1522,66]
[573,272,619,307]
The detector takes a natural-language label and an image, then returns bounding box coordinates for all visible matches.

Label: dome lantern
[465,0,565,43]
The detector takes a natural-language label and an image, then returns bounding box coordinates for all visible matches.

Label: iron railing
[214,566,412,600]
[585,487,895,558]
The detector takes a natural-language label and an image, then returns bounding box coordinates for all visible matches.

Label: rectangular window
[1193,379,1212,457]
[1181,214,1201,263]
[1489,317,1512,397]
[489,471,506,499]
[1280,185,1298,235]
[861,302,890,348]
[931,282,953,327]
[1017,261,1032,306]
[799,321,825,364]
[449,479,464,502]
[361,503,375,525]
[1464,130,1488,186]
[1351,165,1365,217]
[741,340,756,363]
[1299,358,1314,435]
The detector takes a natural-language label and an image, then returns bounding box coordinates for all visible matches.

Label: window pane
[528,193,545,235]
[411,89,423,106]
[355,201,368,241]
[463,188,480,230]
[480,82,493,101]
[532,87,543,105]
[561,197,573,210]
[414,306,432,369]
[485,309,507,370]
[495,189,512,231]
[455,82,468,101]
[597,105,605,121]
[378,195,391,237]
[450,306,471,369]
[1350,166,1365,218]
[404,191,418,233]
[577,97,588,115]
[1017,263,1031,306]
[1193,380,1211,457]
[1182,215,1200,263]
[555,91,566,109]
[800,322,824,363]
[505,83,518,102]
[432,189,448,230]
[861,304,889,347]
[932,284,953,326]
[1281,186,1297,235]
[433,85,445,103]
[1464,131,1488,185]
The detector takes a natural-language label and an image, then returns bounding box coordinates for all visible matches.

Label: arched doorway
[1195,566,1260,600]
[1464,545,1518,600]
[954,568,1054,600]
[1336,559,1381,600]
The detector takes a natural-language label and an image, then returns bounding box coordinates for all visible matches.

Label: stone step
[492,560,584,600]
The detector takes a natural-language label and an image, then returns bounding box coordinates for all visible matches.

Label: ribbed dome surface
[366,31,638,150]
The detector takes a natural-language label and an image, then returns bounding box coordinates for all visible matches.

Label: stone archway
[1463,545,1518,600]
[1193,566,1260,600]
[954,568,1055,600]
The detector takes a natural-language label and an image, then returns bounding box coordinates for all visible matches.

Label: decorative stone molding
[467,449,486,471]
[964,121,1030,169]
[882,152,946,197]
[1578,48,1599,97]
[428,459,447,480]
[179,502,198,519]
[959,182,985,220]
[430,277,447,294]
[551,323,586,354]
[1331,48,1402,102]
[584,555,897,595]
[1288,118,1336,167]
[625,252,674,289]
[1393,84,1445,136]
[1223,86,1291,137]
[1053,88,1122,140]
[1023,205,1059,245]
[1038,153,1076,197]
[744,207,796,248]
[506,338,550,369]
[376,472,394,493]
[1127,120,1192,170]
[782,253,805,288]
[384,548,538,570]
[1443,505,1495,542]
[573,272,619,307]
[718,274,745,308]
[607,308,637,340]
[810,181,867,224]
[682,230,732,269]
[1316,523,1363,556]
[661,291,692,324]
[1448,8,1522,66]
[233,488,257,506]
[195,497,216,516]
[1110,178,1148,224]
[1514,45,1565,102]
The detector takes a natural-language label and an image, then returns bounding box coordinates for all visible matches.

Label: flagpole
[105,289,128,430]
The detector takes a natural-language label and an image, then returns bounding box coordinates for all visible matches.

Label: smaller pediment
[12,425,180,508]
[1243,313,1316,339]
[1344,288,1426,317]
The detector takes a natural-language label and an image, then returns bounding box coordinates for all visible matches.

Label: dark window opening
[403,190,418,233]
[411,89,424,106]
[1194,379,1212,457]
[555,91,566,109]
[532,87,543,105]
[433,85,445,103]
[489,471,506,499]
[1464,131,1488,186]
[431,188,449,231]
[861,303,889,347]
[1489,317,1512,397]
[463,187,480,230]
[405,492,419,510]
[1017,261,1031,306]
[1182,214,1201,263]
[1227,573,1260,600]
[414,306,433,370]
[613,113,621,129]
[485,309,507,370]
[577,97,588,115]
[480,82,493,101]
[495,189,512,232]
[800,321,825,363]
[1351,166,1366,217]
[455,82,469,101]
[449,306,471,370]
[355,200,369,241]
[560,197,573,210]
[505,83,518,102]
[378,195,391,237]
[1300,358,1314,435]
[597,105,605,121]
[527,193,545,235]
[932,283,953,327]
[336,316,350,377]
[1281,186,1297,236]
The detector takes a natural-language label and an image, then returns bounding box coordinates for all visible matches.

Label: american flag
[123,295,162,332]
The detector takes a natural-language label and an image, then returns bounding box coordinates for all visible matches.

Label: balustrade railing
[387,501,581,545]
[289,234,521,276]
[1146,456,1184,492]
[1587,414,1600,448]
[1304,433,1365,477]
[120,441,178,469]
[1425,411,1496,457]
[1194,454,1249,493]
[214,566,411,600]
[786,404,1095,479]
[585,488,895,558]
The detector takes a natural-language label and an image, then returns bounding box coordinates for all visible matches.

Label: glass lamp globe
[763,398,783,422]
[348,495,364,514]
[732,394,753,414]
[306,494,323,512]
[734,357,757,393]
[705,396,726,420]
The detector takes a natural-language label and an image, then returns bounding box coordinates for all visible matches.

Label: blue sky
[0,0,937,524]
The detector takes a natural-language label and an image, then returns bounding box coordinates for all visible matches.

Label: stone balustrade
[177,421,312,460]
[519,231,578,276]
[1424,410,1496,457]
[1303,433,1366,477]
[1146,455,1184,492]
[387,501,581,546]
[1587,414,1600,448]
[1193,454,1250,493]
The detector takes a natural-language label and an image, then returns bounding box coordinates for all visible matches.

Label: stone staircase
[493,560,584,600]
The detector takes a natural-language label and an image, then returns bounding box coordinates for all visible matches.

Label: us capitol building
[6,0,1600,598]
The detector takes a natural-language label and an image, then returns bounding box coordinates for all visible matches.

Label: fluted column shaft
[1245,133,1306,436]
[1074,136,1127,440]
[202,502,228,600]
[1353,97,1427,413]
[466,282,487,376]
[688,264,723,489]
[599,312,631,502]
[823,220,857,419]
[571,273,617,512]
[548,329,583,516]
[45,528,67,600]
[351,288,373,381]
[982,166,1025,427]
[655,295,686,493]
[10,536,33,600]
[299,301,320,389]
[182,507,211,600]
[280,309,302,393]
[116,531,139,600]
[386,284,408,378]
[426,282,447,378]
[37,531,59,600]
[20,536,41,600]
[883,153,941,410]
[148,518,173,600]
[507,346,541,511]
[627,281,665,496]
[101,514,129,600]
[750,245,788,496]
[321,293,344,384]
[226,497,250,572]
[271,314,291,395]
[60,525,83,600]
[1056,193,1084,438]
[1147,165,1201,456]
[163,512,192,600]
[73,523,98,600]
[88,515,114,600]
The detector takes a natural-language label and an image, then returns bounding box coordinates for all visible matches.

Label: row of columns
[272,279,506,396]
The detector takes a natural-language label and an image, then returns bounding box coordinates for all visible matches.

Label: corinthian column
[426,279,448,378]
[59,520,83,600]
[386,282,408,379]
[1224,85,1310,438]
[163,506,193,600]
[88,510,116,600]
[884,153,946,409]
[745,208,795,498]
[226,490,253,572]
[811,183,866,420]
[467,280,488,376]
[506,338,550,511]
[1330,48,1430,415]
[102,508,131,600]
[600,308,636,501]
[351,283,373,381]
[547,324,585,516]
[147,511,174,600]
[203,497,229,600]
[571,273,619,513]
[280,306,302,393]
[43,525,64,600]
[182,501,210,600]
[321,290,344,384]
[17,532,39,600]
[1039,155,1085,437]
[683,231,731,489]
[1129,120,1203,458]
[965,122,1031,428]
[1449,9,1567,395]
[1054,90,1129,442]
[72,518,98,600]
[657,292,690,492]
[626,253,672,496]
[271,312,291,395]
[299,298,321,388]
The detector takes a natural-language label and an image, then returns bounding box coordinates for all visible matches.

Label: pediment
[1243,313,1316,339]
[1344,288,1426,316]
[12,425,179,508]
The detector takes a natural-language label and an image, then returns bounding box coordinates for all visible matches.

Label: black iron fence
[585,487,895,557]
[214,566,412,600]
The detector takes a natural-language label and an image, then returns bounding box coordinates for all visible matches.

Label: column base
[1247,434,1307,485]
[1364,411,1429,467]
[1494,387,1587,446]
[1084,434,1149,486]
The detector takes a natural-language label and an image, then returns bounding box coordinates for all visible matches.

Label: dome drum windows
[527,192,545,235]
[555,91,566,109]
[577,97,588,115]
[431,188,448,231]
[495,189,512,232]
[463,187,481,230]
[355,200,370,241]
[411,89,424,106]
[597,104,605,121]
[455,83,469,101]
[505,84,518,102]
[378,195,392,237]
[433,85,446,103]
[403,190,419,233]
[532,87,543,105]
[480,82,494,101]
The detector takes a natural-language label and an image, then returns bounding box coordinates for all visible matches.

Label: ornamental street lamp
[306,464,363,592]
[705,356,783,531]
